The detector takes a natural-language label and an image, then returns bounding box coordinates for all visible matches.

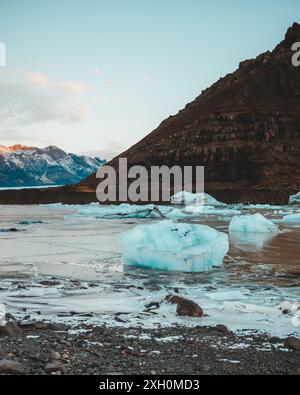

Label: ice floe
[289,192,300,205]
[229,213,278,233]
[120,220,229,272]
[281,213,300,223]
[171,191,226,206]
[43,202,188,220]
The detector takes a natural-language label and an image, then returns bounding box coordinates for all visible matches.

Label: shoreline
[0,320,299,375]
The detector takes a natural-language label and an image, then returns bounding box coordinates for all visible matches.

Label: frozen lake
[0,203,299,337]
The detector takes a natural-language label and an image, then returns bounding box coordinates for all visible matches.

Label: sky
[0,0,299,159]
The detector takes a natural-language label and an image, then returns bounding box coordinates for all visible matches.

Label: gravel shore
[0,321,299,375]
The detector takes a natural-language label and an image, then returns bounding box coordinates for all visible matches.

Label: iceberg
[171,191,226,207]
[229,213,278,233]
[120,220,229,272]
[289,192,300,205]
[282,213,300,223]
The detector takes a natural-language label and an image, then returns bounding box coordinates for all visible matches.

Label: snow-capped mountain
[0,145,106,187]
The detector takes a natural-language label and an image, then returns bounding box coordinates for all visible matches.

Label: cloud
[81,141,129,161]
[0,71,92,130]
[91,69,101,75]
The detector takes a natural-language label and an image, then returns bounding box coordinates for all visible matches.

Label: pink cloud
[25,71,92,96]
[25,72,48,85]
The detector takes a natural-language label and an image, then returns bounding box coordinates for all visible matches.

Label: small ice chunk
[19,220,43,225]
[171,191,226,206]
[229,213,278,233]
[120,220,229,272]
[289,192,300,205]
[282,213,300,223]
[0,302,6,325]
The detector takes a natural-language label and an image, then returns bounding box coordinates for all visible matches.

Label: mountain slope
[0,145,105,188]
[79,22,300,203]
[0,23,300,204]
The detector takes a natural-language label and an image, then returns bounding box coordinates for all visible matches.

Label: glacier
[120,220,229,272]
[289,192,300,205]
[229,213,278,233]
[171,191,226,207]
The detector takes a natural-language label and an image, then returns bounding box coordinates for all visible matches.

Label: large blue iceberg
[229,213,278,233]
[120,220,229,272]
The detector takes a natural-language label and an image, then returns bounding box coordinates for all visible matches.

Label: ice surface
[229,213,278,233]
[120,220,229,272]
[171,191,226,206]
[184,205,241,217]
[282,213,300,223]
[1,205,299,337]
[43,203,188,220]
[289,192,300,205]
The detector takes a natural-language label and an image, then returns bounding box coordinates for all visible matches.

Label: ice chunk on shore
[0,302,6,325]
[171,191,226,206]
[229,213,278,233]
[282,213,300,223]
[120,220,229,272]
[289,192,300,205]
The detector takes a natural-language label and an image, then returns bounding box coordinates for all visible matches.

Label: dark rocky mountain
[0,145,105,188]
[0,23,300,204]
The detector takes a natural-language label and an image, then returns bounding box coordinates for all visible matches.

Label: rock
[51,351,61,360]
[45,361,66,374]
[48,322,69,331]
[283,337,300,351]
[175,298,203,318]
[200,364,210,373]
[20,321,49,330]
[215,325,230,335]
[167,295,187,304]
[0,359,25,374]
[0,322,23,337]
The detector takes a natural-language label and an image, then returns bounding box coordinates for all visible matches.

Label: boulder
[0,360,25,374]
[0,322,23,337]
[168,296,203,317]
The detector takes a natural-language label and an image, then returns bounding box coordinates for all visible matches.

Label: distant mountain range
[0,145,105,188]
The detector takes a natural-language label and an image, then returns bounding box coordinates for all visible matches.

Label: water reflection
[229,230,277,251]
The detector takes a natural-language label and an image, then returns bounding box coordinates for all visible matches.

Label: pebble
[0,359,25,374]
[283,336,300,351]
[0,322,23,337]
[45,361,66,374]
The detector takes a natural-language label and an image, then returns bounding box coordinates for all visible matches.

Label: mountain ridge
[0,144,105,188]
